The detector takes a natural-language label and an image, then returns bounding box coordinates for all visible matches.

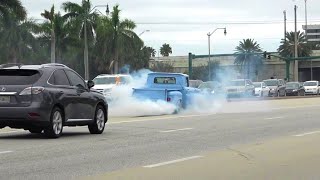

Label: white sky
[22,0,320,56]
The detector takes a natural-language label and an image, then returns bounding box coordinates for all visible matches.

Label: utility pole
[294,5,299,81]
[305,0,312,80]
[283,10,287,42]
[207,34,211,80]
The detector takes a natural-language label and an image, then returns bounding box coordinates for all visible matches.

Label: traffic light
[263,51,267,58]
[263,51,271,59]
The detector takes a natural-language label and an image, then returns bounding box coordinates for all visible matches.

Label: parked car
[0,63,108,138]
[263,79,286,97]
[225,79,255,98]
[198,81,223,95]
[92,74,132,101]
[303,81,320,95]
[189,80,203,88]
[285,82,305,96]
[133,72,199,111]
[253,82,270,97]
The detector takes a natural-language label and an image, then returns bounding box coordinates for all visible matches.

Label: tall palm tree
[102,5,142,74]
[0,0,26,21]
[39,11,78,64]
[234,39,263,79]
[62,0,98,80]
[278,31,312,58]
[0,13,38,63]
[41,5,56,63]
[160,43,172,57]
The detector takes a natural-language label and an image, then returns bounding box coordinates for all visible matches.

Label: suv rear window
[0,69,41,85]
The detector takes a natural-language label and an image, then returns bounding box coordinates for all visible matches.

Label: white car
[92,74,132,100]
[303,81,320,95]
[253,82,270,97]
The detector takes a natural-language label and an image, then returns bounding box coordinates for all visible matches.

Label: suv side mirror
[87,80,95,89]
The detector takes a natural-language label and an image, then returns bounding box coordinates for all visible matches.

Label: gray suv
[263,79,286,97]
[0,63,108,138]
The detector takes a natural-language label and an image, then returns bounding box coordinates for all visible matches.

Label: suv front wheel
[88,105,106,134]
[44,107,64,138]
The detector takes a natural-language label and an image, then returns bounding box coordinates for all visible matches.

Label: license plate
[0,96,10,103]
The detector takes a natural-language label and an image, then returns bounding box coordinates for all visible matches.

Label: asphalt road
[1,98,320,179]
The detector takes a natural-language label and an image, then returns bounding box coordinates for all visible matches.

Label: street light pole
[304,0,312,80]
[83,4,109,80]
[139,30,150,36]
[294,5,299,81]
[283,10,287,42]
[207,27,227,81]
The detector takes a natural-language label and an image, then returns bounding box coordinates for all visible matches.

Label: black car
[285,82,305,96]
[0,63,108,138]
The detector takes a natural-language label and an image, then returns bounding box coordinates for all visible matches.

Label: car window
[154,77,176,84]
[0,69,41,85]
[65,70,86,88]
[48,69,70,86]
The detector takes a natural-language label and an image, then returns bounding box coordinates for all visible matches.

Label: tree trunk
[51,28,56,63]
[84,21,89,80]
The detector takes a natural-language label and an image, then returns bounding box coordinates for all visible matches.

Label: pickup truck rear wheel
[174,100,183,114]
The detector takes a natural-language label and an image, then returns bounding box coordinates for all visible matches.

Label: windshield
[253,83,261,88]
[93,77,116,85]
[263,80,279,86]
[228,80,245,86]
[304,82,318,86]
[286,83,299,89]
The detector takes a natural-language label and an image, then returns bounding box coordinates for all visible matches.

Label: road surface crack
[227,148,252,161]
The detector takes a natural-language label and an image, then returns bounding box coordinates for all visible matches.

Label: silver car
[226,79,255,98]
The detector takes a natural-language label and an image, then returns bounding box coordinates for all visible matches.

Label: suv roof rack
[41,63,68,68]
[0,63,23,69]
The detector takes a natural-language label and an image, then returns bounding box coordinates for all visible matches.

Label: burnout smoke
[108,69,176,117]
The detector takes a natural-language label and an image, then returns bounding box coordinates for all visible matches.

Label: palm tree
[0,0,26,21]
[39,11,78,64]
[234,39,263,79]
[41,5,56,63]
[146,47,156,57]
[160,43,172,57]
[62,0,98,80]
[102,5,142,74]
[278,31,312,58]
[0,13,38,63]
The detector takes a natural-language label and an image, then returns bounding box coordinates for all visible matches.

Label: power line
[136,19,320,25]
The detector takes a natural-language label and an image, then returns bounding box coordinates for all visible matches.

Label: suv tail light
[19,87,45,96]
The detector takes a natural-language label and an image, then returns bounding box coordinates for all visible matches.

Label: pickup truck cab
[133,72,199,110]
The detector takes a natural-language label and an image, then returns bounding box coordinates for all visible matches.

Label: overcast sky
[22,0,320,56]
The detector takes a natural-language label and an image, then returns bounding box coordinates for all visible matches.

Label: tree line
[0,0,173,80]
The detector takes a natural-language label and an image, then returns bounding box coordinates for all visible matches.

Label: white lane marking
[160,128,193,133]
[143,156,203,168]
[109,114,214,124]
[0,151,13,154]
[271,105,320,110]
[294,131,320,137]
[265,116,284,120]
[0,130,20,135]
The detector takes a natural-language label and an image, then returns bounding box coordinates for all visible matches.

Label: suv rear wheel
[44,107,63,138]
[88,105,106,134]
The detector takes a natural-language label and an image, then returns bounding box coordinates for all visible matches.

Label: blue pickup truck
[133,72,200,111]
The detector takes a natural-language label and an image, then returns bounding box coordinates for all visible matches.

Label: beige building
[150,54,286,81]
[150,51,320,82]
